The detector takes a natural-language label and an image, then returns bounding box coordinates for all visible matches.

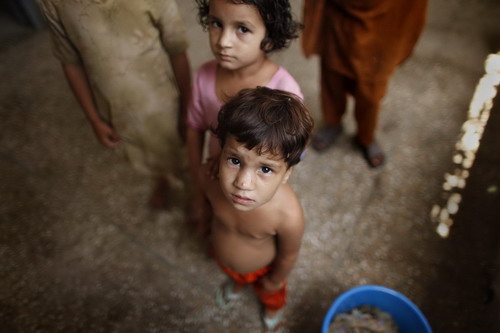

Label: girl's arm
[61,63,121,147]
[187,127,205,187]
[187,127,210,236]
[169,52,191,142]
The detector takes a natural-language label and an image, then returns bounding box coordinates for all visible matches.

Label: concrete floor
[1,0,499,332]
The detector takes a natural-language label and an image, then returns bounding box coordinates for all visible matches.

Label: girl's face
[207,0,267,71]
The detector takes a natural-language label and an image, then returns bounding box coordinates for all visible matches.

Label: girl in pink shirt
[187,0,303,241]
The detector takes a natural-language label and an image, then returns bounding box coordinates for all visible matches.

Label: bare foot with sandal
[354,138,385,168]
[311,125,343,152]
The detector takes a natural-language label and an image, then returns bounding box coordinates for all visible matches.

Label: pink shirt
[187,60,303,156]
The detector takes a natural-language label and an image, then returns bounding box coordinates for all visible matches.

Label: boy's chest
[213,206,279,240]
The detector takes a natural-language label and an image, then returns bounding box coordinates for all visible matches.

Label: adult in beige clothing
[302,0,428,167]
[38,0,191,207]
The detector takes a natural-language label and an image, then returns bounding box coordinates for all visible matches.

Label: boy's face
[219,135,292,212]
[207,0,267,71]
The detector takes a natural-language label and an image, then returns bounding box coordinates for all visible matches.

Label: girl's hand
[189,194,212,237]
[259,276,284,292]
[92,121,121,148]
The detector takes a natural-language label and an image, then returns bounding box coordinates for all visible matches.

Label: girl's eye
[260,166,273,174]
[228,157,240,166]
[210,19,222,28]
[238,26,250,33]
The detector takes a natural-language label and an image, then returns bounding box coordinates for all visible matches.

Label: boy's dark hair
[215,87,314,168]
[195,0,303,53]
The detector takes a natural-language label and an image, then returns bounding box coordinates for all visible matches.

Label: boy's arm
[168,52,191,142]
[61,63,121,147]
[260,206,305,291]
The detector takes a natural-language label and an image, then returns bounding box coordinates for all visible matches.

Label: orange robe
[302,0,428,144]
[303,0,428,82]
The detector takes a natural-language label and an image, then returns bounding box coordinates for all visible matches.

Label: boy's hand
[259,275,285,292]
[92,121,121,148]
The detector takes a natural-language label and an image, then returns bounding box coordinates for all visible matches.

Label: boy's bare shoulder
[273,184,304,226]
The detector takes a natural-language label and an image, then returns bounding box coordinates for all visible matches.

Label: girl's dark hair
[195,0,303,53]
[215,87,314,168]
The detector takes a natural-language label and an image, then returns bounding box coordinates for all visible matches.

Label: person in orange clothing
[199,87,313,332]
[302,0,428,167]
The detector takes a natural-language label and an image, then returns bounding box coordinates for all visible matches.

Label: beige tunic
[38,0,188,175]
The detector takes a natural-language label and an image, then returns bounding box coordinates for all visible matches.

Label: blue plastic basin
[322,285,432,333]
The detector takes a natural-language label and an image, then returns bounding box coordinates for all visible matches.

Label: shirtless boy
[199,87,313,332]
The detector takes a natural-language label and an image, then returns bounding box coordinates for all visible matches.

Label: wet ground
[1,0,499,332]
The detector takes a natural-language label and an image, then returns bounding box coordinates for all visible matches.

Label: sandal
[312,125,343,152]
[262,308,285,333]
[354,139,385,168]
[215,280,242,310]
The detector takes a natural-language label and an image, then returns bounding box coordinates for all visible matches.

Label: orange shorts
[217,261,287,311]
